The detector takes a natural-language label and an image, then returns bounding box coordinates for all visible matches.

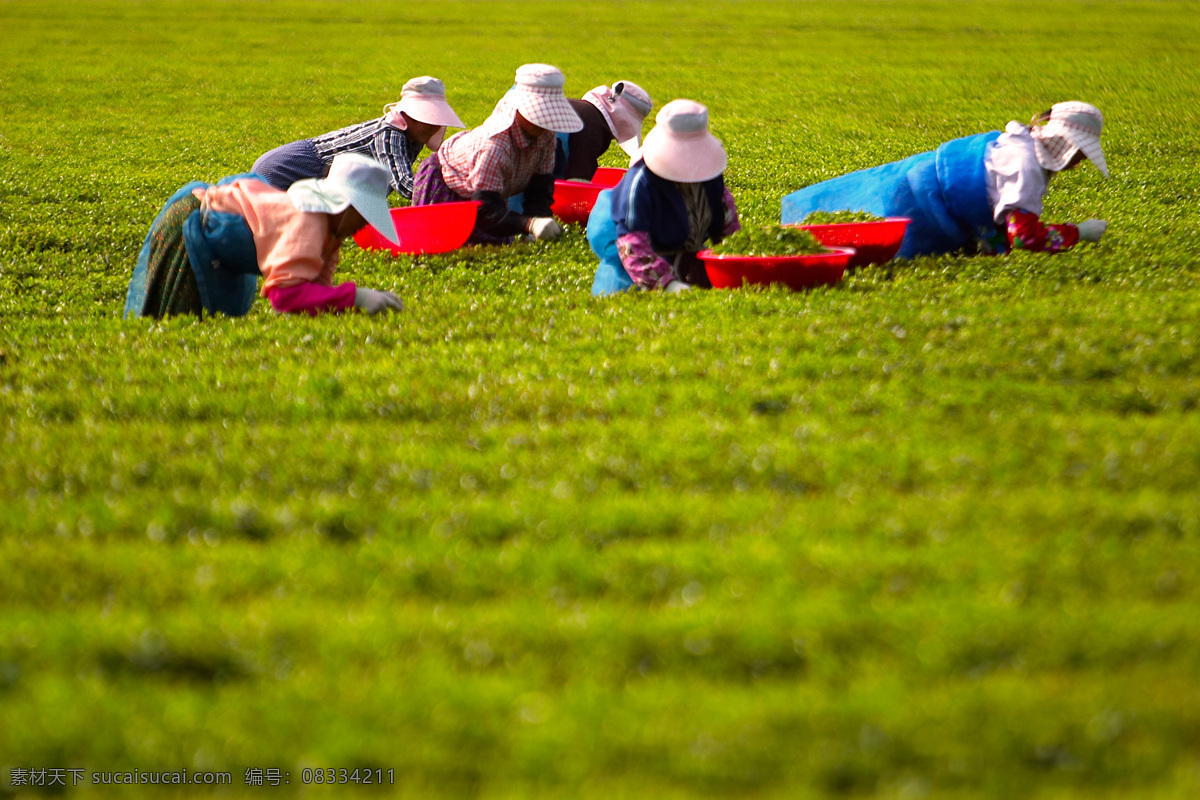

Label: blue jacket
[587,160,725,295]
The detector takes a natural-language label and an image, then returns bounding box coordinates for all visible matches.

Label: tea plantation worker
[560,81,654,180]
[251,77,465,199]
[781,101,1110,257]
[586,99,740,295]
[125,153,405,319]
[507,80,653,213]
[411,63,583,245]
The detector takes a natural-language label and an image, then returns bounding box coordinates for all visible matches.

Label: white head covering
[287,153,400,245]
[639,99,727,183]
[480,64,583,138]
[383,76,465,151]
[1029,101,1109,178]
[583,81,653,157]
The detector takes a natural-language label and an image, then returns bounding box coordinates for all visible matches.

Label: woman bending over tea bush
[412,64,582,245]
[587,100,740,295]
[125,154,404,319]
[782,102,1110,257]
[251,76,465,199]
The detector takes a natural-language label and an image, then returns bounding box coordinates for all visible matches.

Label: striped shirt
[312,117,419,199]
[436,123,556,198]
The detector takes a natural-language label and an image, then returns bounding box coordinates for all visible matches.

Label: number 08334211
[300,768,394,785]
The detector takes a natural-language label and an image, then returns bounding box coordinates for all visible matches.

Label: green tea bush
[3,1,1200,798]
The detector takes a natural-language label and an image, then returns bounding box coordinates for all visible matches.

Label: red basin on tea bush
[698,246,856,291]
[354,202,480,255]
[591,167,627,187]
[551,180,606,226]
[791,218,910,268]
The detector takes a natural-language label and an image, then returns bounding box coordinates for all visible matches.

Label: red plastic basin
[791,217,910,268]
[551,180,606,226]
[591,167,627,187]
[698,247,856,291]
[354,201,480,255]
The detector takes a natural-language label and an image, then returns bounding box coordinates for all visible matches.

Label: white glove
[1077,219,1108,243]
[664,280,691,294]
[353,287,404,315]
[526,217,563,241]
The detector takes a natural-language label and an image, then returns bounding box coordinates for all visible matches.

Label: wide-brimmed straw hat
[384,76,465,151]
[639,99,727,183]
[287,153,400,245]
[1030,101,1109,178]
[583,81,653,157]
[510,64,583,134]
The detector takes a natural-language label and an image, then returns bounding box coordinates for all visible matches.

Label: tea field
[2,1,1200,797]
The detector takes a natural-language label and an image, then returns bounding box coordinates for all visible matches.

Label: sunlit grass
[3,1,1200,797]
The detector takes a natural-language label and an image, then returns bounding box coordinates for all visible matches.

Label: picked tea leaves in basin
[792,210,910,268]
[699,224,854,291]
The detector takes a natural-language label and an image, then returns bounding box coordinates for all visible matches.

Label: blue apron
[125,173,264,318]
[780,131,1003,258]
[587,189,634,295]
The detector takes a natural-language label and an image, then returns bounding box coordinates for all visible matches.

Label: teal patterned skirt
[135,193,204,318]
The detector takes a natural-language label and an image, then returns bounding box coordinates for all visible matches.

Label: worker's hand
[1077,219,1108,243]
[354,287,404,314]
[526,217,563,241]
[664,280,691,294]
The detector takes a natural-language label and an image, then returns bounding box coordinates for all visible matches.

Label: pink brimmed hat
[384,76,465,151]
[1030,101,1109,178]
[394,76,464,128]
[583,81,653,157]
[639,99,727,183]
[511,64,583,134]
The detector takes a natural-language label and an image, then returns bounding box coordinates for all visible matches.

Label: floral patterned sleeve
[1006,209,1079,252]
[616,187,741,291]
[617,231,676,290]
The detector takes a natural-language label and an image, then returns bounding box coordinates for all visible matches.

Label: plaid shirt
[437,124,556,198]
[311,117,419,199]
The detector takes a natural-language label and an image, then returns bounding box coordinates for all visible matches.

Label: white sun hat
[393,76,465,128]
[384,76,465,151]
[639,99,727,183]
[287,153,400,245]
[583,81,653,157]
[1030,101,1109,178]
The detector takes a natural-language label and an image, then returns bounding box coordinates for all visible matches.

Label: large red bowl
[551,180,606,226]
[354,201,480,255]
[698,247,856,291]
[591,167,627,187]
[791,217,910,268]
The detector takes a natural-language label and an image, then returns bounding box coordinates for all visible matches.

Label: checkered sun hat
[1029,101,1109,178]
[509,64,583,134]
